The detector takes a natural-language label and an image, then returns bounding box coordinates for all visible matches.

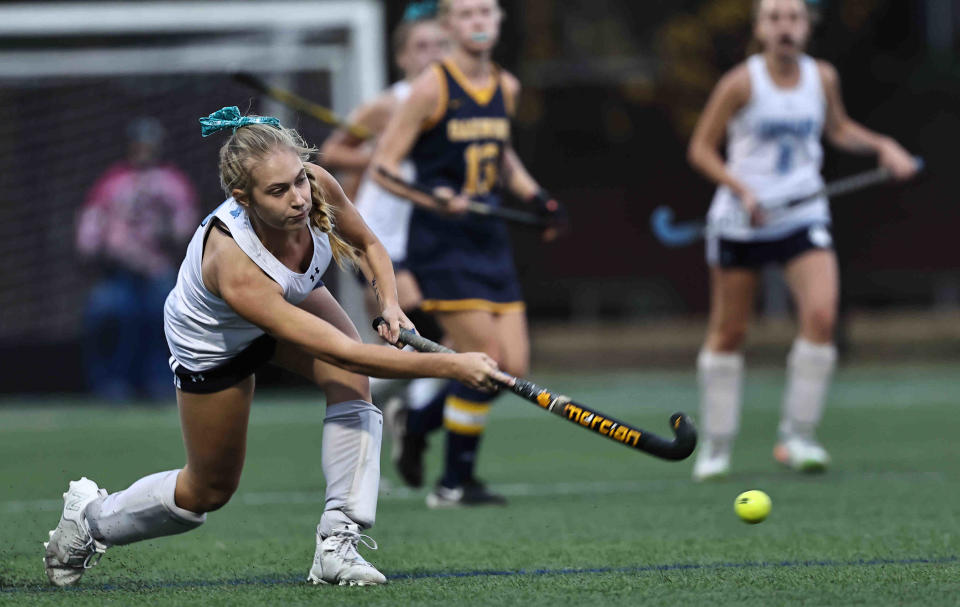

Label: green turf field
[2,362,958,606]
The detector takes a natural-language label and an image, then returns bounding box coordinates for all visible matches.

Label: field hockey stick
[651,157,925,247]
[373,318,697,461]
[233,72,373,140]
[375,166,549,228]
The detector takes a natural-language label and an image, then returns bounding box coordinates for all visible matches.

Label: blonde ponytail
[306,169,360,269]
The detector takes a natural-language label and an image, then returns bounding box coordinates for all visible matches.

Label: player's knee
[349,375,372,403]
[804,305,836,341]
[708,324,748,352]
[189,480,239,513]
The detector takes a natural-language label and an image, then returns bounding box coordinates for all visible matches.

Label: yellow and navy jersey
[405,59,523,309]
[409,59,512,203]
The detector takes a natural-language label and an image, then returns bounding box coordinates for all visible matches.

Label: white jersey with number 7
[707,54,829,241]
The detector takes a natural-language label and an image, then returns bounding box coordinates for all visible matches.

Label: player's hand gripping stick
[373,318,697,461]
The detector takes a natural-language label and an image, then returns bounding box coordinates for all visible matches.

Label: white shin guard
[779,338,837,439]
[697,349,745,448]
[319,400,382,538]
[85,469,205,546]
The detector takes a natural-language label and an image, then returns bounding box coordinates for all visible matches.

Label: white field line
[1,472,945,515]
[1,389,953,433]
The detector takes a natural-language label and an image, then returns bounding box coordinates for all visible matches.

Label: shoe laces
[328,528,378,564]
[65,520,106,569]
[81,537,106,569]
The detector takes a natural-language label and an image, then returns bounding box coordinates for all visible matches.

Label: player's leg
[694,265,759,481]
[45,380,252,586]
[423,309,508,507]
[367,268,438,405]
[775,248,838,471]
[382,268,447,488]
[272,287,386,586]
[492,308,530,378]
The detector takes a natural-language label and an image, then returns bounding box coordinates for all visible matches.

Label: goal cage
[0,1,385,358]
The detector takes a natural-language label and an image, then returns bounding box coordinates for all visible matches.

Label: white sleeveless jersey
[163,198,333,372]
[355,80,415,262]
[707,54,828,241]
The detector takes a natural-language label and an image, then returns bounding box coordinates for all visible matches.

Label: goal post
[0,1,385,345]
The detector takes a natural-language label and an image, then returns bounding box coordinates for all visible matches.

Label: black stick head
[666,412,698,461]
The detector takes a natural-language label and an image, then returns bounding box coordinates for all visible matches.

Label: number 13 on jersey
[463,142,500,196]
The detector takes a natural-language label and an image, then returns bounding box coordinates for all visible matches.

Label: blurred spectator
[76,118,198,401]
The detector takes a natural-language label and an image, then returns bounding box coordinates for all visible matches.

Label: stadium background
[0,0,957,394]
[3,2,960,604]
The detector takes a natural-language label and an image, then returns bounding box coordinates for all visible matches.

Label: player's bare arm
[687,64,762,221]
[497,72,538,200]
[498,70,565,239]
[818,61,917,180]
[319,94,396,171]
[207,231,497,388]
[304,162,409,342]
[372,67,452,212]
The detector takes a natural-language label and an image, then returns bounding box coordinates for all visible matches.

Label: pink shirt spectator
[77,162,199,277]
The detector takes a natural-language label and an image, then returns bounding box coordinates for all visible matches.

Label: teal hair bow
[199,106,281,137]
[403,0,437,22]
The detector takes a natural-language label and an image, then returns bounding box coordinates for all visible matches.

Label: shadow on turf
[3,555,957,594]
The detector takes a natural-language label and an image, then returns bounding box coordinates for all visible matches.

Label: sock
[779,338,837,440]
[406,382,451,436]
[697,349,744,453]
[407,377,446,411]
[440,384,497,489]
[319,400,382,537]
[85,469,205,546]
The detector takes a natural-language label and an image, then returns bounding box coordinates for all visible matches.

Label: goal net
[0,1,385,345]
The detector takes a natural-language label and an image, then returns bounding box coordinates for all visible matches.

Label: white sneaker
[425,480,507,508]
[774,436,830,472]
[692,439,731,482]
[426,484,464,509]
[307,524,386,586]
[44,477,108,587]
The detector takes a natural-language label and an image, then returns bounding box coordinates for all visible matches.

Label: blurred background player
[44,109,504,587]
[320,2,451,417]
[373,0,566,507]
[686,0,918,481]
[75,117,199,401]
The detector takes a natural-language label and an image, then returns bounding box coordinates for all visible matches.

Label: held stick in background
[233,73,549,229]
[233,72,373,140]
[373,318,697,461]
[375,167,548,228]
[651,157,925,247]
